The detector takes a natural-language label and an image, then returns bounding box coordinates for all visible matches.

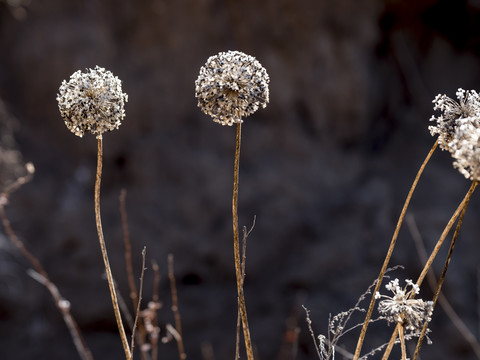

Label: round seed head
[195,50,270,126]
[57,66,128,138]
[449,117,480,181]
[429,89,480,151]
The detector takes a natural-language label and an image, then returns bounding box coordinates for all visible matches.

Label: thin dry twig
[2,162,35,196]
[236,216,256,360]
[302,306,323,359]
[131,247,147,359]
[168,254,187,360]
[0,165,93,360]
[354,140,438,360]
[26,270,94,360]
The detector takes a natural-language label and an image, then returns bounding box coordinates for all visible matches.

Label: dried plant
[195,50,269,126]
[0,163,94,360]
[195,50,270,360]
[375,279,433,337]
[428,89,480,152]
[304,268,403,360]
[57,66,131,359]
[355,88,480,359]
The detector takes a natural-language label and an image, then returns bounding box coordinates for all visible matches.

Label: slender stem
[415,181,477,288]
[168,254,187,360]
[399,325,407,360]
[131,247,147,358]
[353,140,438,360]
[408,214,480,359]
[382,181,478,359]
[232,122,254,360]
[95,138,132,360]
[412,181,477,360]
[236,222,252,360]
[381,325,399,360]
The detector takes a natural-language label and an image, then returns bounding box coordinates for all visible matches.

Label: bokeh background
[2,0,480,359]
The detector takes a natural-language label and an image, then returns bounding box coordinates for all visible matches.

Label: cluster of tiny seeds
[57,66,128,139]
[450,118,480,181]
[429,89,480,151]
[195,50,270,126]
[375,279,433,333]
[429,88,480,180]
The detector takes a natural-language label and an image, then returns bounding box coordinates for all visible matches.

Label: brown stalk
[353,139,438,360]
[131,247,147,357]
[381,180,477,359]
[232,122,254,360]
[95,138,131,359]
[408,214,480,359]
[415,181,477,288]
[412,181,477,360]
[381,325,399,360]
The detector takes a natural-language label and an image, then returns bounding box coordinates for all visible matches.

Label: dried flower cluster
[195,50,270,126]
[57,66,128,138]
[375,279,433,333]
[429,89,480,151]
[449,117,480,181]
[429,88,480,180]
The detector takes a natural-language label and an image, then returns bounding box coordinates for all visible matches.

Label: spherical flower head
[376,279,433,333]
[195,50,270,126]
[429,88,480,151]
[449,117,480,181]
[57,66,128,139]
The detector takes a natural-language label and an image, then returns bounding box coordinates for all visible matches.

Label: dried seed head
[449,117,480,181]
[429,89,480,151]
[57,66,128,139]
[376,279,433,333]
[195,50,270,126]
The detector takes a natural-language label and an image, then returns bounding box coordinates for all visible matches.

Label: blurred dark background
[1,0,480,359]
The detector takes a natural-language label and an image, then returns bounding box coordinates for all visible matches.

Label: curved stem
[382,181,477,360]
[233,122,254,360]
[412,180,477,360]
[381,325,399,360]
[95,138,132,360]
[414,180,477,288]
[353,140,438,360]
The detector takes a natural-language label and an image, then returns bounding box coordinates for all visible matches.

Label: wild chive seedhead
[375,279,433,333]
[195,50,270,126]
[448,117,480,181]
[57,66,128,139]
[429,88,480,151]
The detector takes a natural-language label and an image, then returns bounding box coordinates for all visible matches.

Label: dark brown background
[1,0,480,359]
